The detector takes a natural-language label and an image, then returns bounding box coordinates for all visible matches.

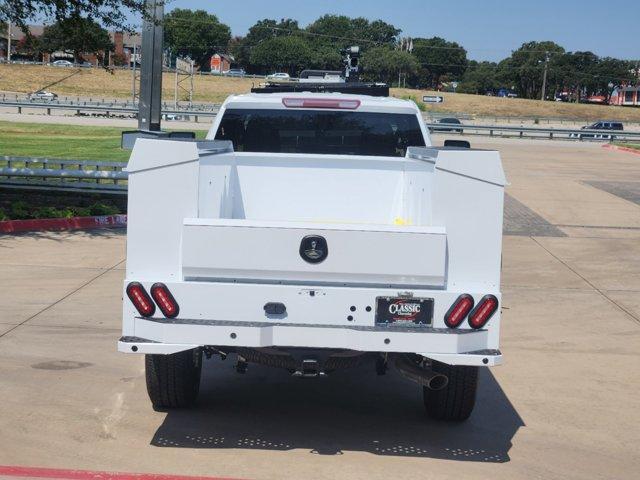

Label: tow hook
[292,359,325,378]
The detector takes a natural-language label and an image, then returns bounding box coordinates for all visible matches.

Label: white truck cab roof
[206,92,429,142]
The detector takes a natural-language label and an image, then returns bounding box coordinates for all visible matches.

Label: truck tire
[145,348,202,409]
[423,361,478,421]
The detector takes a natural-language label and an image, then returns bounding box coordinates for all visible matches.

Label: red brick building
[1,24,140,66]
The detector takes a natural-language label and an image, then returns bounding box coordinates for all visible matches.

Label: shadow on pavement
[151,357,524,462]
[0,228,125,243]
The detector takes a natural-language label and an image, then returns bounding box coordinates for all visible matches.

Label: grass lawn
[617,143,640,150]
[0,121,207,161]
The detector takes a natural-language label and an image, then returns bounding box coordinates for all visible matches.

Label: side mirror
[444,139,471,149]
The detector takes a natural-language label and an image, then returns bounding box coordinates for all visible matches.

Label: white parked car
[52,60,73,67]
[28,90,58,101]
[120,89,506,421]
[266,72,291,81]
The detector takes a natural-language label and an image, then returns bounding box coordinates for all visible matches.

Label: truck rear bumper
[118,318,502,366]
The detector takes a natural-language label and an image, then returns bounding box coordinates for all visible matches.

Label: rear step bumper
[118,319,502,366]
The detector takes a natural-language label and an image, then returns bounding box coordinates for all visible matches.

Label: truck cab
[120,90,505,421]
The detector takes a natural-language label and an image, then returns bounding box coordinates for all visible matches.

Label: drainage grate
[503,194,566,237]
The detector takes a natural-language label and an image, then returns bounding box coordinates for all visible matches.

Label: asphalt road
[1,138,639,480]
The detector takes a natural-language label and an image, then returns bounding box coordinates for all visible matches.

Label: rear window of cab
[214,108,426,157]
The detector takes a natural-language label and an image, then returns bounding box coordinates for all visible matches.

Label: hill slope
[1,64,639,122]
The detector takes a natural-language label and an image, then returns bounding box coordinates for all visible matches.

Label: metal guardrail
[0,99,220,120]
[2,98,639,140]
[426,122,640,142]
[0,156,128,194]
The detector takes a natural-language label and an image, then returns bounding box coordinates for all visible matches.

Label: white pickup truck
[120,91,505,421]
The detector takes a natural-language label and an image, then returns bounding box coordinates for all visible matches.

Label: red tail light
[126,282,155,317]
[150,283,180,318]
[444,294,475,328]
[468,295,499,329]
[282,98,361,109]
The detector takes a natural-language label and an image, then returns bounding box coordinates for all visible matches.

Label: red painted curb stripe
[602,144,640,156]
[0,215,127,234]
[0,466,245,480]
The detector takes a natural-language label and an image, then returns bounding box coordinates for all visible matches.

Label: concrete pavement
[0,138,639,480]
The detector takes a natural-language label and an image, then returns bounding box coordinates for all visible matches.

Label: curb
[0,214,127,234]
[0,466,244,480]
[602,144,640,156]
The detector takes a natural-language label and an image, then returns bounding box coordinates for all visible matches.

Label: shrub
[10,201,32,219]
[89,202,120,216]
[400,95,426,111]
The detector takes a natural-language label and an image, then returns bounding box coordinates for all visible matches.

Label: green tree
[497,41,565,99]
[164,9,231,70]
[306,15,399,48]
[592,57,635,99]
[305,15,400,70]
[361,45,418,85]
[40,16,112,63]
[458,61,500,94]
[249,35,315,75]
[15,32,42,59]
[232,18,300,72]
[411,37,468,89]
[0,0,145,31]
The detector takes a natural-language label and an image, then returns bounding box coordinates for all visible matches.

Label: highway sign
[423,95,444,104]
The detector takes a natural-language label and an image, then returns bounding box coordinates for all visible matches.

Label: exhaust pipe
[393,355,448,391]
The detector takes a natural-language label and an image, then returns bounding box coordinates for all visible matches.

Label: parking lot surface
[1,138,639,480]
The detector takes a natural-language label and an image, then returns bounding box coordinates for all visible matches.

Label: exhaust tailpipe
[393,355,448,391]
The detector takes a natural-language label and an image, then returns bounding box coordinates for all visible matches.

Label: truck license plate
[375,297,433,326]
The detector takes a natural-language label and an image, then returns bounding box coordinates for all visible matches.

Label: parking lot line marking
[0,259,124,340]
[0,466,245,480]
[531,237,640,327]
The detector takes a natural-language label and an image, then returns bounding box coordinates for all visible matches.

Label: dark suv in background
[570,121,623,140]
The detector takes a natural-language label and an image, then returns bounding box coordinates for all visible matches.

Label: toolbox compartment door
[181,219,447,288]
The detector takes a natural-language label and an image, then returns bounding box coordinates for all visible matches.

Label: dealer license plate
[375,297,434,326]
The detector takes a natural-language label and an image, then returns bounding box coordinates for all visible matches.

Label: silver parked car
[266,72,291,81]
[28,90,58,101]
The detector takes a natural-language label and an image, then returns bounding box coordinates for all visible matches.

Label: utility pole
[6,22,12,63]
[541,52,549,101]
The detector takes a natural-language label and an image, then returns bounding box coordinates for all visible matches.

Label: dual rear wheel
[423,361,479,421]
[145,348,202,409]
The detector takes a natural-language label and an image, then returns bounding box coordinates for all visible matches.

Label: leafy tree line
[162,12,639,100]
[2,2,637,100]
[458,41,637,101]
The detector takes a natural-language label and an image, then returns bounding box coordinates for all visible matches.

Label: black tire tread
[423,361,478,421]
[145,349,202,408]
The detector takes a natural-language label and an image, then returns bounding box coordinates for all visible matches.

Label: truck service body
[120,91,506,420]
